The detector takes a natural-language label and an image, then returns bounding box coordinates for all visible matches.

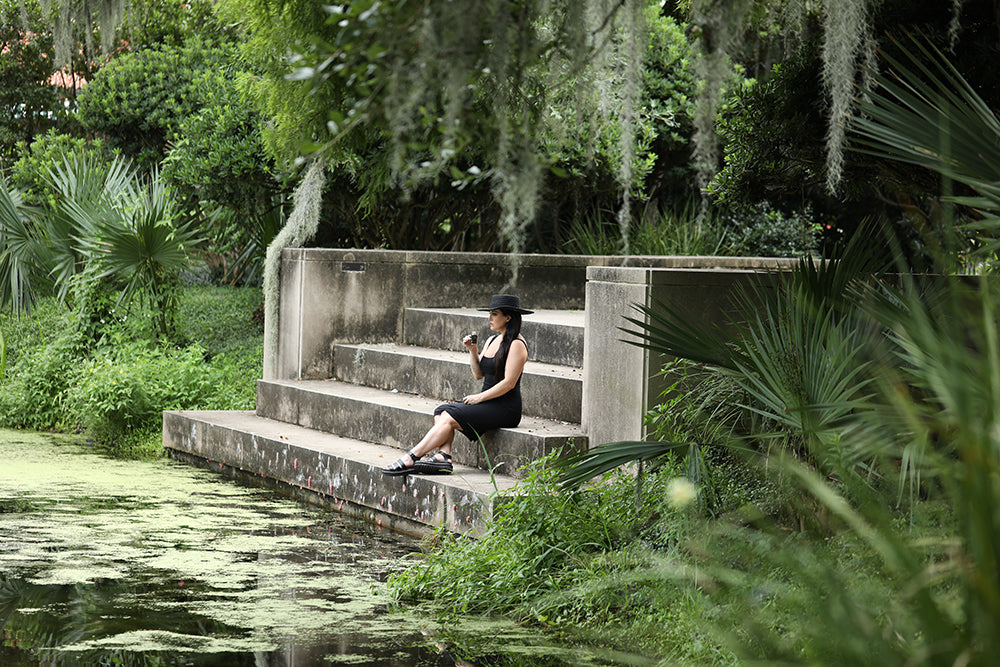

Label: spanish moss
[263,159,325,379]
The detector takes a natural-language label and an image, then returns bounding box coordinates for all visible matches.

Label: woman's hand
[462,393,484,405]
[462,334,478,352]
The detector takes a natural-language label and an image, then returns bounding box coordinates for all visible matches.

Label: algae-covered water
[1,431,643,667]
[0,430,439,665]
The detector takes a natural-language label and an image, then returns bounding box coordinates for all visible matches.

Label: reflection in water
[0,431,442,666]
[0,431,637,666]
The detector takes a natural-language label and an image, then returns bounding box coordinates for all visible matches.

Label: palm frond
[557,440,692,490]
[851,34,1000,255]
[0,179,45,314]
[619,299,737,369]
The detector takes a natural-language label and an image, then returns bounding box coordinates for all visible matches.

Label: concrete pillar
[582,267,768,448]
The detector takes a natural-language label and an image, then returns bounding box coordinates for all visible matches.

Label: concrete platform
[255,379,586,478]
[162,409,518,536]
[333,343,582,423]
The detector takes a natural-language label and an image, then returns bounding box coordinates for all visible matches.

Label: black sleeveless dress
[433,338,525,441]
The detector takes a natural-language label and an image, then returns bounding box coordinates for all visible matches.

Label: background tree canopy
[1,0,999,265]
[206,0,998,264]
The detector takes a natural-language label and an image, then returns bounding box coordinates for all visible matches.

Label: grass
[389,451,959,665]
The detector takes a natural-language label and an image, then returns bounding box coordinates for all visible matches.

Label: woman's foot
[382,451,420,476]
[414,451,452,474]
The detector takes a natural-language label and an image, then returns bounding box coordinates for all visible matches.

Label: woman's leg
[412,411,459,459]
[383,412,459,474]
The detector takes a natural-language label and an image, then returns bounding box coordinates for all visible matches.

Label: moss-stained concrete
[163,409,518,536]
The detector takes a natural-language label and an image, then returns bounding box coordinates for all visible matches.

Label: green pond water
[0,431,643,666]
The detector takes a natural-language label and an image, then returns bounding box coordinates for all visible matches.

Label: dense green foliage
[391,453,736,663]
[221,0,710,252]
[0,285,262,456]
[562,199,821,257]
[161,75,278,223]
[77,39,233,170]
[392,247,996,663]
[707,2,1000,254]
[7,130,113,207]
[120,0,236,51]
[394,42,1000,663]
[0,17,58,160]
[0,155,200,336]
[161,67,283,277]
[710,43,829,210]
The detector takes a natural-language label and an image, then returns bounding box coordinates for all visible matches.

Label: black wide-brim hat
[478,294,533,315]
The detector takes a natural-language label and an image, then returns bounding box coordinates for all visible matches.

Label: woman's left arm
[462,339,527,404]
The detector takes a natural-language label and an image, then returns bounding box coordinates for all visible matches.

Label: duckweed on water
[1,430,639,666]
[0,429,428,664]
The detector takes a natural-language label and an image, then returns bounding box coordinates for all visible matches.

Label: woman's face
[488,309,511,332]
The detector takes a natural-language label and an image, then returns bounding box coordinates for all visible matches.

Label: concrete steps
[403,307,585,367]
[332,343,582,423]
[164,305,587,533]
[256,378,584,477]
[162,410,513,536]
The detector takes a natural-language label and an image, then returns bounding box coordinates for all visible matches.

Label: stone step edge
[406,307,586,329]
[335,342,584,380]
[333,342,583,424]
[402,307,586,368]
[257,378,585,436]
[162,409,518,536]
[255,379,586,478]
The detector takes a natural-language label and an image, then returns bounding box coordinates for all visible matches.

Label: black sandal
[414,451,453,474]
[382,451,421,476]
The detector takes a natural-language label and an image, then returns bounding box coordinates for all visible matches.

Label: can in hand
[469,332,478,344]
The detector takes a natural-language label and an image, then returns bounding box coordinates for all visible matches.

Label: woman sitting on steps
[382,294,532,476]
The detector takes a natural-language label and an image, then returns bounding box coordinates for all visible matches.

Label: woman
[382,294,532,475]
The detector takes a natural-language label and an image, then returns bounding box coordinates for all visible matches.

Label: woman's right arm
[463,334,484,380]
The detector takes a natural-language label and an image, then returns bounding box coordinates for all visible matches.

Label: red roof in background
[2,32,87,90]
[48,69,86,89]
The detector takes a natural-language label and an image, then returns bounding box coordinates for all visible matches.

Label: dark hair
[494,310,522,380]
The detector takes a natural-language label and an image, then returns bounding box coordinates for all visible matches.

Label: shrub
[8,129,113,208]
[0,331,80,430]
[65,342,220,447]
[0,297,69,368]
[561,200,731,256]
[0,286,262,455]
[392,452,685,616]
[723,202,821,257]
[162,72,280,225]
[175,285,263,356]
[77,39,233,170]
[162,72,285,283]
[389,453,733,662]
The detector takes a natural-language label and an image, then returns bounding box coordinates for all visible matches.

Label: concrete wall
[269,247,797,382]
[272,249,593,379]
[581,266,786,448]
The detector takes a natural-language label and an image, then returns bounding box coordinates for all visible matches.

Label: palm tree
[42,152,135,302]
[0,178,45,314]
[70,167,202,338]
[2,155,200,339]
